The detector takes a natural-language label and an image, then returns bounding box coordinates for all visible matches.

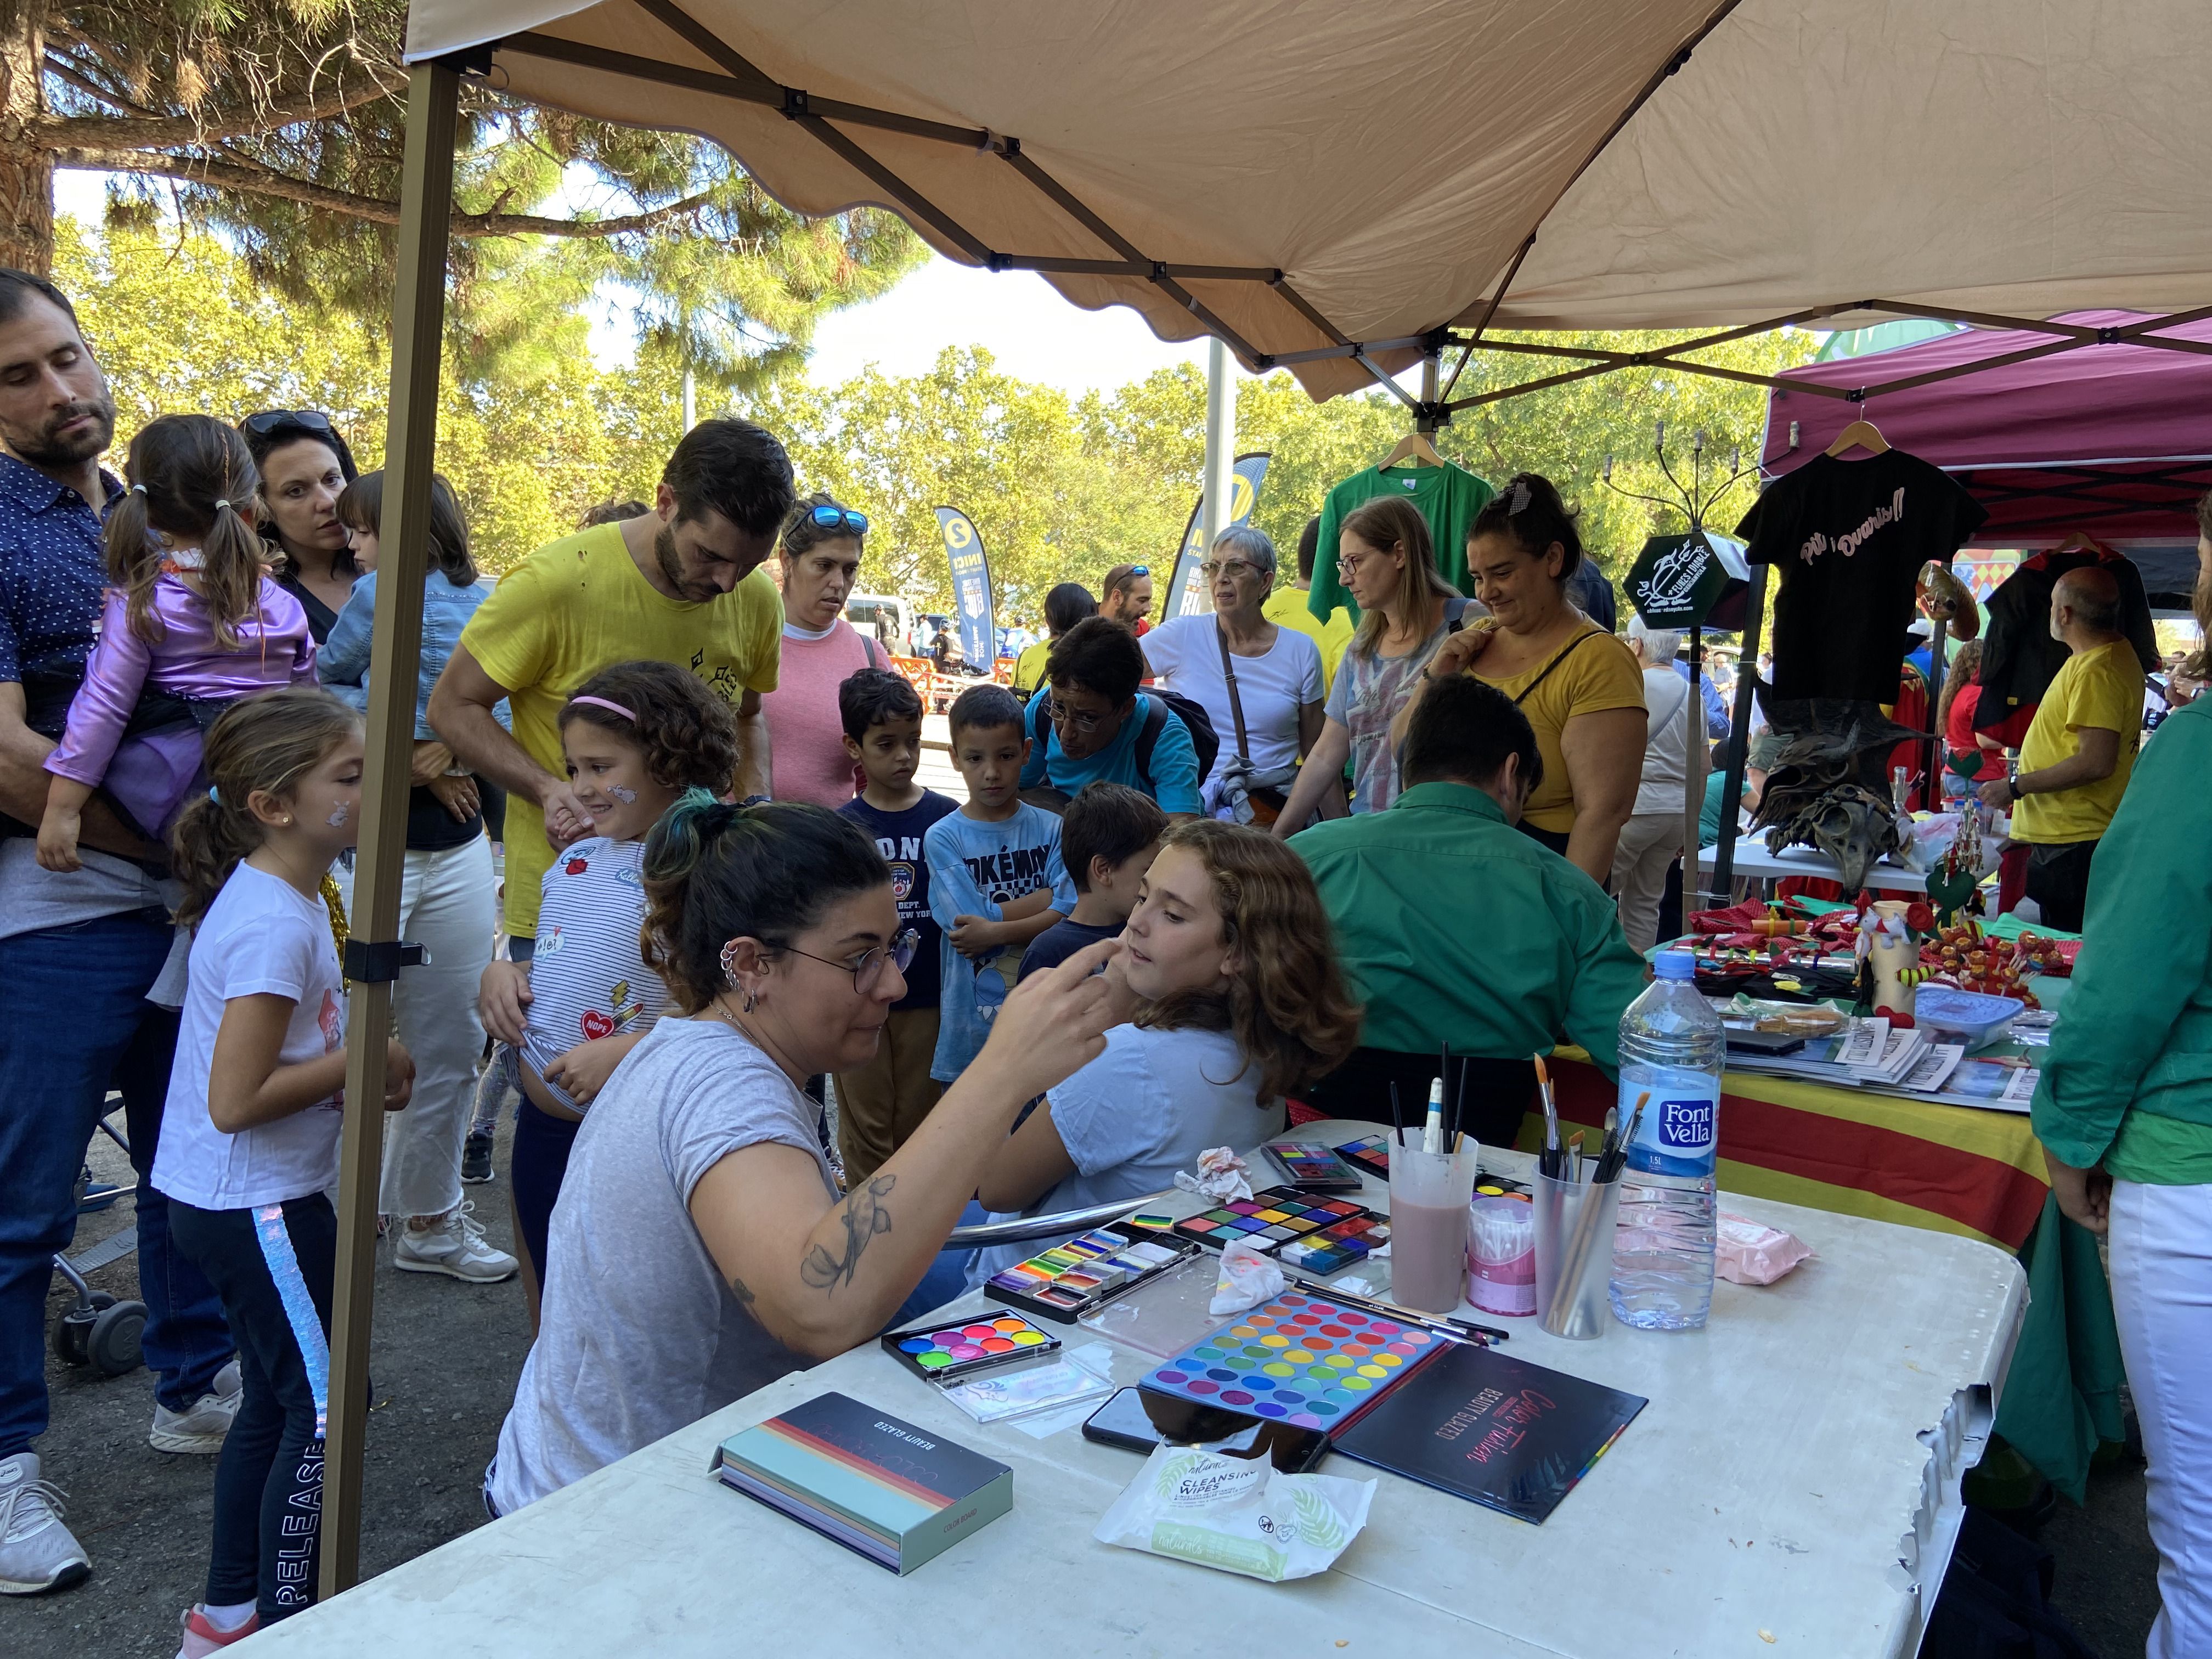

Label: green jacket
[1289,782,1647,1075]
[2032,695,2212,1166]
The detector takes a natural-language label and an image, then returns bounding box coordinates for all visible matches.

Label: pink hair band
[569,695,637,721]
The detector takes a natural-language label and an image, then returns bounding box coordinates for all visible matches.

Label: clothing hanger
[1824,417,1890,458]
[1376,429,1444,469]
[2049,531,2106,557]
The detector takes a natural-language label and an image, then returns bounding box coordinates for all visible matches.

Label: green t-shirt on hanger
[1308,461,1495,623]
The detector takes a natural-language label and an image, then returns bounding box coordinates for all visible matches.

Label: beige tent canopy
[314,0,2212,1598]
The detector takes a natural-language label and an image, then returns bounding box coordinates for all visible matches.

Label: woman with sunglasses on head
[758,493,885,808]
[486,797,1124,1516]
[236,411,359,644]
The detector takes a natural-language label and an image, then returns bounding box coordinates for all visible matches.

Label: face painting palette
[1171,1187,1391,1275]
[983,1225,1198,1325]
[1262,1139,1365,1192]
[1141,1291,1443,1429]
[880,1313,1061,1384]
[1335,1133,1395,1181]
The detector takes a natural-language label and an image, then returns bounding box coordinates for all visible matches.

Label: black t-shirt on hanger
[1735,450,1988,702]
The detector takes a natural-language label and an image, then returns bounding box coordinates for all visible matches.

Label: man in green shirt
[1290,674,1647,1145]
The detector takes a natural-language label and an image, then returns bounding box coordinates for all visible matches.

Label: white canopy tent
[315,0,2212,1595]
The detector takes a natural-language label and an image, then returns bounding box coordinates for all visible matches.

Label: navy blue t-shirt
[839,790,961,1010]
[1018,917,1121,981]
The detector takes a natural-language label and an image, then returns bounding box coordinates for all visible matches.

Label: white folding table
[251,1125,2024,1659]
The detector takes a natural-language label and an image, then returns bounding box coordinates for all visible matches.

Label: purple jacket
[46,574,317,789]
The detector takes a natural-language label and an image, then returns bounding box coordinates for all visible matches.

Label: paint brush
[1533,1052,1562,1178]
[1422,1075,1446,1155]
[1598,1093,1649,1184]
[1282,1272,1507,1344]
[1389,1081,1406,1150]
[1453,1057,1471,1153]
[1567,1130,1585,1184]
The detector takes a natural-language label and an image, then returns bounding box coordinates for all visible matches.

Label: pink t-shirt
[761,619,878,808]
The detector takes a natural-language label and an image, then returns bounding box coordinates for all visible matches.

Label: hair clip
[214,498,232,511]
[1508,479,1532,515]
[207,785,223,805]
[129,483,147,495]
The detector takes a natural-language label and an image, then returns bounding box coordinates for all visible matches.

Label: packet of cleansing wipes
[1093,1443,1375,1582]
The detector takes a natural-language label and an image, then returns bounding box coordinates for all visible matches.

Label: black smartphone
[1081,1386,1332,1474]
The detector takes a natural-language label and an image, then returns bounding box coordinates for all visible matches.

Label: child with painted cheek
[474,661,741,1323]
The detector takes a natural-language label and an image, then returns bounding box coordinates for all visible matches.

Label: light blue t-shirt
[969,1024,1283,1284]
[1020,691,1204,815]
[924,803,1077,1082]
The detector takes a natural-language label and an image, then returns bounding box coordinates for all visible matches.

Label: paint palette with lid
[1141,1291,1443,1429]
[983,1224,1199,1325]
[1171,1187,1390,1274]
[880,1313,1062,1385]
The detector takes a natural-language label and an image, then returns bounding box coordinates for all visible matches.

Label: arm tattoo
[800,1174,895,1292]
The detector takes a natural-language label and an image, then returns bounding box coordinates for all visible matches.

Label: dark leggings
[511,1096,582,1291]
[168,1193,336,1623]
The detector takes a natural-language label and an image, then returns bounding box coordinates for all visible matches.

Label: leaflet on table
[1723,1018,2039,1109]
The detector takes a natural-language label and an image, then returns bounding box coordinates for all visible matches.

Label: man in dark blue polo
[0,268,235,1594]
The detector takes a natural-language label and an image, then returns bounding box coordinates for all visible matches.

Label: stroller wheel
[51,1291,112,1366]
[88,1300,146,1376]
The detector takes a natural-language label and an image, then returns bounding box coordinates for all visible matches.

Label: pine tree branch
[36,69,404,151]
[52,146,716,239]
[43,55,165,120]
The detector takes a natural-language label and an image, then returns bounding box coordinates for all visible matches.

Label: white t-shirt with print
[1143,613,1323,789]
[153,863,346,1210]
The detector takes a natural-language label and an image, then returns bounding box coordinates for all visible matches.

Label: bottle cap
[1654,950,1698,981]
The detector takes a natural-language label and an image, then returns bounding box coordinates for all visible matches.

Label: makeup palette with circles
[879,1314,1061,1385]
[1141,1291,1442,1429]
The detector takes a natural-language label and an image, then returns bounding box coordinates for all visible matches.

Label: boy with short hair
[1019,782,1165,978]
[925,685,1077,1084]
[833,669,960,1178]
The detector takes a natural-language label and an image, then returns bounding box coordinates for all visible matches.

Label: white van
[844,593,912,656]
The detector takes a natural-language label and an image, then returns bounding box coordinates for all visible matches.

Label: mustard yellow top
[1470,623,1645,833]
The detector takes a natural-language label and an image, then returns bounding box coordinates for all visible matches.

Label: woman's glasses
[809,504,869,535]
[782,928,917,992]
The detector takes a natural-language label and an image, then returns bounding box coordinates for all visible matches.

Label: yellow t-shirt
[2014,639,2145,845]
[1472,623,1646,834]
[1012,639,1050,697]
[460,521,783,935]
[1263,584,1355,692]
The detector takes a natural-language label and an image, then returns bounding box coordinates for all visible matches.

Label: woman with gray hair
[1140,526,1325,824]
[1612,614,1697,951]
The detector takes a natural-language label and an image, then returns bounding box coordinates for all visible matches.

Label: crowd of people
[2,260,2207,1658]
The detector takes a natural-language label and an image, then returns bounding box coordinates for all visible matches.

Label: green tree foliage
[747,329,1815,623]
[9,2,922,386]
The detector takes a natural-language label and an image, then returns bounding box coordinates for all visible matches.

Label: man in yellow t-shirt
[1977,566,2145,933]
[428,418,793,942]
[1263,516,1356,692]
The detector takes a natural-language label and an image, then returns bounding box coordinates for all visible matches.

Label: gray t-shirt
[491,1016,837,1514]
[970,1024,1283,1284]
[0,840,189,1003]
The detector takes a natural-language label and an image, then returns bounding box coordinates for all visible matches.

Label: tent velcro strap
[342,940,430,983]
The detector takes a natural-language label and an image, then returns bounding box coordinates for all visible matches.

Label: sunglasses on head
[809,504,868,535]
[241,410,338,438]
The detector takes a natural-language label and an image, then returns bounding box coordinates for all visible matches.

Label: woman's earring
[742,990,758,1014]
[720,940,742,986]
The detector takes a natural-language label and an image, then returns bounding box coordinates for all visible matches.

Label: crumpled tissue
[1210,1238,1285,1315]
[1174,1145,1253,1204]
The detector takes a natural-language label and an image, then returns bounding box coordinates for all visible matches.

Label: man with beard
[430,419,794,955]
[0,269,237,1594]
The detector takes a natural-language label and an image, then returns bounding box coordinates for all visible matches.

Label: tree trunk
[0,3,52,275]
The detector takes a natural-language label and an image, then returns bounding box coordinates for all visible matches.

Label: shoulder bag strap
[1511,627,1605,708]
[1215,622,1254,764]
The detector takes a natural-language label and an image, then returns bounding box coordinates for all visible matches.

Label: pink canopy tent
[1760,311,2212,546]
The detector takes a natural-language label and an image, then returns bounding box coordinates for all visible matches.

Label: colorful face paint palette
[881,1313,1061,1384]
[983,1224,1199,1325]
[1334,1133,1396,1180]
[1141,1291,1443,1430]
[1171,1187,1389,1273]
[1262,1139,1366,1192]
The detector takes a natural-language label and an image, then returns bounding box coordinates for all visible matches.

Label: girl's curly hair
[557,660,740,791]
[1137,820,1363,1104]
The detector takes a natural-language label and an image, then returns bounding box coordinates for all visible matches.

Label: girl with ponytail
[35,414,317,871]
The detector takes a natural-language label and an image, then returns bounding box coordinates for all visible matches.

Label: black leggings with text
[169,1193,336,1621]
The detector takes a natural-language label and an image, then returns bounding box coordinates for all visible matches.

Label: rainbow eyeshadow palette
[880,1313,1062,1385]
[982,1225,1198,1325]
[1141,1291,1444,1429]
[1171,1187,1390,1274]
[1334,1134,1530,1199]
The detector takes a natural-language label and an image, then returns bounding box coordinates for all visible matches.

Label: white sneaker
[0,1451,89,1594]
[150,1358,244,1454]
[392,1201,518,1283]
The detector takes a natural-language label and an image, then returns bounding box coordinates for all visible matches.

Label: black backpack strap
[1132,696,1169,791]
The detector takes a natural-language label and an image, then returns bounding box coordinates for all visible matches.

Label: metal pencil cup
[1533,1170,1623,1340]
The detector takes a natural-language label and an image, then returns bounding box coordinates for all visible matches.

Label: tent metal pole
[1710,563,1768,902]
[1684,622,1707,916]
[319,55,458,1601]
[1200,337,1234,558]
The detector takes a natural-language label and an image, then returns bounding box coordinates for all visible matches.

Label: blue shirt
[838,790,961,1010]
[923,803,1076,1081]
[1019,691,1203,814]
[318,569,509,739]
[0,455,120,732]
[1672,659,1729,740]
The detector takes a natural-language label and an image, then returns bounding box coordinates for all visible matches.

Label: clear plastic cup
[1387,1135,1480,1313]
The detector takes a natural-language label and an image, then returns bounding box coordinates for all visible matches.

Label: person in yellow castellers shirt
[428,418,794,953]
[1266,517,1356,693]
[1012,582,1097,700]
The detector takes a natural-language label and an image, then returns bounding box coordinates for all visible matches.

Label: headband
[569,694,637,721]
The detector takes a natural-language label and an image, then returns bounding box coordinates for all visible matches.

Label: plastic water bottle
[1610,950,1724,1330]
